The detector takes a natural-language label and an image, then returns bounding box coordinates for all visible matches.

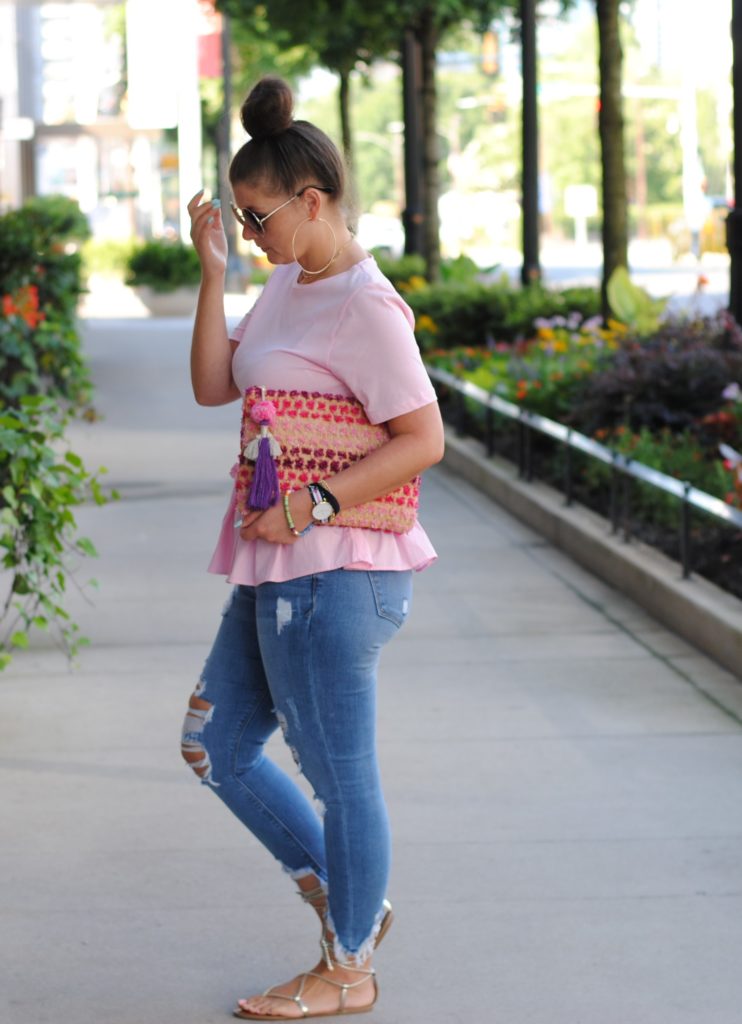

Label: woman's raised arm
[188,191,240,406]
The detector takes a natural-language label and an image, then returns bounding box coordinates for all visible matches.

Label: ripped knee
[181,685,219,786]
[275,706,303,773]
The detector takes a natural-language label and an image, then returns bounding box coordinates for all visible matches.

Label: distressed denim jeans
[181,568,412,960]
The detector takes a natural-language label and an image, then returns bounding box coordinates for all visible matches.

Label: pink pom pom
[250,399,277,425]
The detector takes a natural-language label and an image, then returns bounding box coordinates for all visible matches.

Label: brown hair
[229,76,346,203]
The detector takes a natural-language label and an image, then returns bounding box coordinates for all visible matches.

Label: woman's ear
[303,187,323,220]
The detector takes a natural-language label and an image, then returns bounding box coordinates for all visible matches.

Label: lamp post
[728,0,742,323]
[521,0,541,285]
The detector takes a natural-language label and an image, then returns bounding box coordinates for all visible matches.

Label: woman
[183,75,444,1020]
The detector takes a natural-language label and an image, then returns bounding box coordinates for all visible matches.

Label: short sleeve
[328,281,437,424]
[228,276,277,345]
[229,312,251,345]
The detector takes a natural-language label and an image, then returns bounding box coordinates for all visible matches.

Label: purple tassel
[248,430,280,509]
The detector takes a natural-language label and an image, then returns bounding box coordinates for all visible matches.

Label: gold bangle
[282,491,302,537]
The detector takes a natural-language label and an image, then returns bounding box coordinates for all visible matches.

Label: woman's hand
[188,190,228,278]
[239,491,313,545]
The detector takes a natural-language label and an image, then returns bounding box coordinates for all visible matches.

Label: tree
[216,0,400,170]
[595,0,628,315]
[394,1,518,278]
[220,1,520,277]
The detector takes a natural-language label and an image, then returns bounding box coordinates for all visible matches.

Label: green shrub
[408,279,513,351]
[374,251,486,290]
[439,254,483,284]
[125,238,203,292]
[19,193,91,245]
[407,277,602,351]
[0,397,111,669]
[0,208,90,409]
[0,197,109,668]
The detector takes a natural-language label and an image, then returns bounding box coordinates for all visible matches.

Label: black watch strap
[316,481,340,515]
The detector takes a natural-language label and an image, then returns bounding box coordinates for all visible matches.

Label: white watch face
[311,499,334,522]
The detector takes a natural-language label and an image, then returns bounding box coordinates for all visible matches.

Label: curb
[442,428,742,681]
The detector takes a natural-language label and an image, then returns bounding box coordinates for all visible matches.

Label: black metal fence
[427,364,742,580]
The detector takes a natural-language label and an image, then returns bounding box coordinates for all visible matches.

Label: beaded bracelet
[282,491,302,538]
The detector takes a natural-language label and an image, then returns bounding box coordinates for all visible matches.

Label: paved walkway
[2,317,742,1024]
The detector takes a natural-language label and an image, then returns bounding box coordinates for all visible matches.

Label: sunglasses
[230,185,334,234]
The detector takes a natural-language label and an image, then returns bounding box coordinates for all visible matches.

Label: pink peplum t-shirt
[208,255,438,585]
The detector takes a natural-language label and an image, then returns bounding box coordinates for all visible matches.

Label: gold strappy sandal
[232,962,378,1020]
[232,891,393,1020]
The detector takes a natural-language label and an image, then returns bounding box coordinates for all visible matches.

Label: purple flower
[722,382,741,402]
[582,315,603,333]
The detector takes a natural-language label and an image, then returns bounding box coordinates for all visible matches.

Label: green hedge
[374,254,602,352]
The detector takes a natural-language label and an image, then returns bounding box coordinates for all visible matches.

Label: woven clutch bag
[235,386,420,534]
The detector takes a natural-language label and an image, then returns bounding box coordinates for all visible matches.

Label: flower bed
[420,296,742,600]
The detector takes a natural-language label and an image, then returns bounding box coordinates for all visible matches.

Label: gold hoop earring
[292,217,338,277]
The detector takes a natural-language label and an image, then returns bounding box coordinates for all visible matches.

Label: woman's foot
[233,958,377,1020]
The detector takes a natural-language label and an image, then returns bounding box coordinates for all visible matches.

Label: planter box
[134,285,199,317]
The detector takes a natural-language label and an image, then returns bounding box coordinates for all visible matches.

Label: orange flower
[4,284,44,328]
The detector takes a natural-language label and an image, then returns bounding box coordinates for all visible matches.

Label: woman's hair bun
[240,76,294,140]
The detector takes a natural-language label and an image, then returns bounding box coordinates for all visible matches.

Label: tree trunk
[596,0,628,318]
[728,0,742,324]
[520,0,541,285]
[338,68,353,169]
[418,7,440,281]
[401,29,425,257]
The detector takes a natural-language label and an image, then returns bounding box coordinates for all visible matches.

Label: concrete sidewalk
[2,318,742,1024]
